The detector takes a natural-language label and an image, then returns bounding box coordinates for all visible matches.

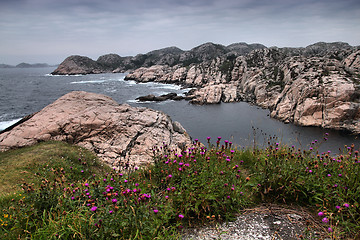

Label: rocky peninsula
[52,42,360,134]
[0,91,192,168]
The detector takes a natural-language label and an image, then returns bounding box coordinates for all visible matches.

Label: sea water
[0,67,358,153]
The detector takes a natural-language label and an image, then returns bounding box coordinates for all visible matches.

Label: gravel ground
[182,204,329,240]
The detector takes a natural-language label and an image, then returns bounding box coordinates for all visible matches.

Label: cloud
[0,0,359,64]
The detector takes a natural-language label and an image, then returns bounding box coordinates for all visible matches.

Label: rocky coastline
[0,91,192,169]
[52,42,360,134]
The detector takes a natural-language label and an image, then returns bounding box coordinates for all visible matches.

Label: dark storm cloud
[0,0,359,64]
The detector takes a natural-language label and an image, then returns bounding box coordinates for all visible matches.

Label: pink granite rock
[0,91,192,168]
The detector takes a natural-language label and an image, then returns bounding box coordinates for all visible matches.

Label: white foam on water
[155,84,182,90]
[182,87,194,92]
[105,88,117,93]
[71,76,127,84]
[121,80,183,92]
[126,99,138,103]
[126,99,153,104]
[137,81,178,88]
[70,79,107,84]
[124,80,137,85]
[0,118,22,131]
[46,74,83,77]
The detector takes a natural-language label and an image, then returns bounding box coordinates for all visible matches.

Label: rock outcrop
[51,55,105,75]
[136,93,186,102]
[0,91,192,168]
[125,45,360,134]
[52,42,266,75]
[52,41,360,133]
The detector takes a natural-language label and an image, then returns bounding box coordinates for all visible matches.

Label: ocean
[0,67,358,153]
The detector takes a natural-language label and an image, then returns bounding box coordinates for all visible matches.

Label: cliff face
[125,44,360,133]
[0,91,192,168]
[51,42,360,133]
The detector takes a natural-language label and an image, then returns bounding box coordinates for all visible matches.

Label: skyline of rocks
[46,41,360,134]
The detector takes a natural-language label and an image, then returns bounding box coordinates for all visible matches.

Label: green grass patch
[0,141,109,196]
[0,137,359,239]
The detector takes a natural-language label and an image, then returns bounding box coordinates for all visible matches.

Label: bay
[0,67,357,153]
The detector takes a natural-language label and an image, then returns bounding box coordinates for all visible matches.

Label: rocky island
[52,42,360,134]
[0,91,192,168]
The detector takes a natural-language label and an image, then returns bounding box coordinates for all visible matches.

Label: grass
[0,137,359,239]
[0,141,109,196]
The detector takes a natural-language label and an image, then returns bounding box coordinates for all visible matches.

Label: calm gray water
[0,67,358,153]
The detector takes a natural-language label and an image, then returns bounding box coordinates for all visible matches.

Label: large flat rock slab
[0,91,192,168]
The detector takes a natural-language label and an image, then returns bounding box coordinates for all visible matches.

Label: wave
[0,118,22,131]
[70,77,126,85]
[126,98,176,104]
[126,99,140,103]
[70,79,107,84]
[153,91,171,96]
[104,88,117,93]
[134,82,187,93]
[155,84,182,91]
[123,80,137,85]
[46,74,83,77]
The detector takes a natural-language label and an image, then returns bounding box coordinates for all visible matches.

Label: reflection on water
[136,101,358,154]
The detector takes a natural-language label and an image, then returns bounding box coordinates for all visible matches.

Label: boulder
[136,94,156,101]
[191,85,223,104]
[136,93,181,102]
[125,65,170,82]
[154,93,179,101]
[343,50,360,72]
[0,91,192,168]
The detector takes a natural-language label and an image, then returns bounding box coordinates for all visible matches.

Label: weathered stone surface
[191,85,223,104]
[343,50,360,73]
[52,42,360,133]
[52,54,126,75]
[51,55,105,75]
[55,42,267,75]
[190,84,240,104]
[125,65,171,82]
[0,91,192,168]
[125,45,360,133]
[97,54,124,71]
[136,93,181,102]
[182,204,323,240]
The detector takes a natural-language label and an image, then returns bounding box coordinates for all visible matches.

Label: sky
[0,0,360,65]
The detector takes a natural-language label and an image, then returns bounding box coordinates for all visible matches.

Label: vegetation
[0,141,109,196]
[266,66,285,90]
[0,136,359,239]
[219,55,237,81]
[245,51,263,68]
[322,67,330,77]
[181,58,202,67]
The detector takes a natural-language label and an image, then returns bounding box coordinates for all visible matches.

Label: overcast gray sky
[1,0,359,65]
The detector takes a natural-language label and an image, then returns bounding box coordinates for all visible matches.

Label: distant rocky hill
[52,41,360,134]
[51,42,267,75]
[15,63,50,68]
[0,63,55,68]
[52,42,359,75]
[0,64,14,68]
